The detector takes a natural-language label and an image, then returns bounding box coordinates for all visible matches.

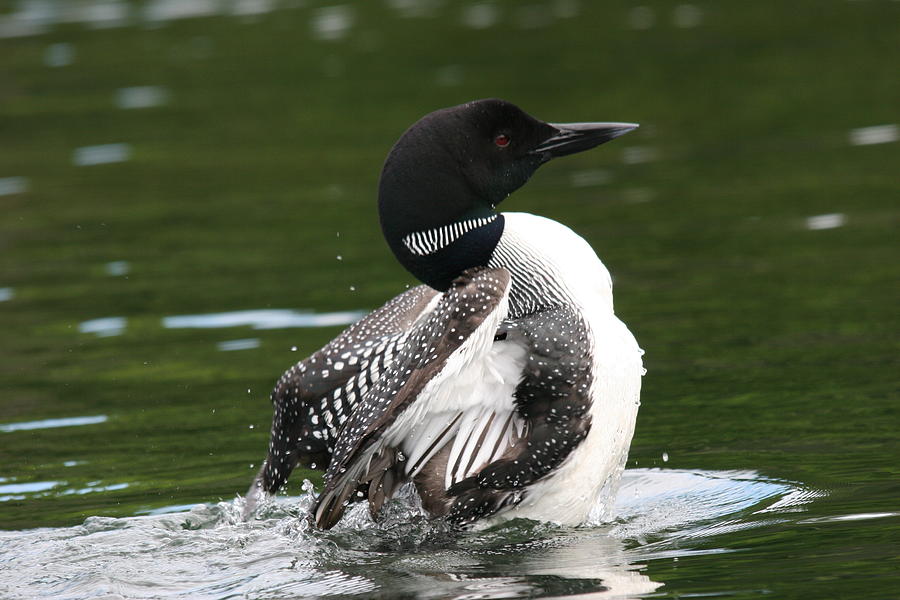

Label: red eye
[494,134,510,147]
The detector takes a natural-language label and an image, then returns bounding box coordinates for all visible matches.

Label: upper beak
[530,122,639,163]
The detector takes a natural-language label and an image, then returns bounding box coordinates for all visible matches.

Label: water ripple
[0,469,825,599]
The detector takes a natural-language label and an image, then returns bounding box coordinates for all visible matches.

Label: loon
[245,99,644,529]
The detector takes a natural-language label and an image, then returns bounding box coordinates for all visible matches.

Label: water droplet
[291,346,298,352]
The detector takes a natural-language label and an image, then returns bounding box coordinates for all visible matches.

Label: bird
[244,99,644,529]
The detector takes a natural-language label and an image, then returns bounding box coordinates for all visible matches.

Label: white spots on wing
[849,124,898,146]
[805,213,845,231]
[311,5,354,41]
[114,86,169,109]
[0,177,28,196]
[73,143,131,166]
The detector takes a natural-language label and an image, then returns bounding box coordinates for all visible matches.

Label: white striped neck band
[401,214,499,257]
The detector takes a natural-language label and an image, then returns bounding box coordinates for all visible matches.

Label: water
[1,1,898,598]
[0,470,825,598]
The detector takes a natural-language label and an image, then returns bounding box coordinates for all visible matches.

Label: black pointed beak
[530,122,639,163]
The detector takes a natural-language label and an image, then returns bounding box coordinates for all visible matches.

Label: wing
[312,267,513,529]
[244,284,440,515]
[442,306,595,525]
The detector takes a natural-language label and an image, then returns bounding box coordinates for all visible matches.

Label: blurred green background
[1,0,898,595]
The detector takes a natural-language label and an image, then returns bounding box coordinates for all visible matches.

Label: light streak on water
[114,86,170,109]
[805,213,845,231]
[0,177,29,196]
[849,124,898,146]
[79,316,127,336]
[163,308,365,330]
[0,415,109,433]
[217,338,262,351]
[72,143,131,166]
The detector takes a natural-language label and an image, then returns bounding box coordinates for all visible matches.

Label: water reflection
[0,0,287,38]
[114,86,169,110]
[849,124,898,146]
[805,213,846,231]
[310,5,354,41]
[0,415,108,433]
[217,338,261,351]
[0,177,28,196]
[79,316,127,337]
[103,260,130,276]
[72,143,131,167]
[0,468,818,598]
[162,308,365,330]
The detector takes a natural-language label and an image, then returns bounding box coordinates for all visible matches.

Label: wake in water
[0,469,822,599]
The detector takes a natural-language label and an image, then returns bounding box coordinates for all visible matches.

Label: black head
[378,99,636,291]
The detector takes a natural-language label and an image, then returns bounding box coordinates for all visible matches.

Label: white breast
[483,212,645,526]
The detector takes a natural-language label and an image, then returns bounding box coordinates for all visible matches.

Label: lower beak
[530,122,639,162]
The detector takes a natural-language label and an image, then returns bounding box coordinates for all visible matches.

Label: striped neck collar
[401,214,500,257]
